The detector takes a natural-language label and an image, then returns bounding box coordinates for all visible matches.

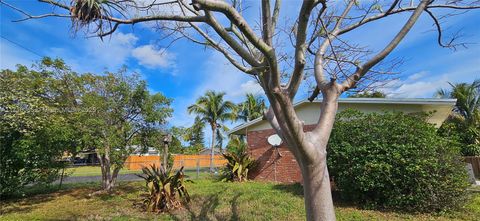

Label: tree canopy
[0,58,173,194]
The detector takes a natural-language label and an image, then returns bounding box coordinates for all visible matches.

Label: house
[229,98,457,183]
[129,145,159,156]
[198,148,222,155]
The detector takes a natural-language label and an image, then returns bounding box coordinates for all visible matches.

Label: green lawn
[64,166,140,177]
[64,166,213,179]
[1,180,479,221]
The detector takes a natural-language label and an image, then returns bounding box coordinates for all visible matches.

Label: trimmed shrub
[328,110,469,212]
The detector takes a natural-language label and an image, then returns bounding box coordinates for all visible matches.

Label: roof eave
[228,98,457,135]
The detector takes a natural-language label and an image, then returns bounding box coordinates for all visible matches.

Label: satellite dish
[267,134,282,146]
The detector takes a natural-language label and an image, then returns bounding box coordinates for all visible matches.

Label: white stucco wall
[239,101,454,133]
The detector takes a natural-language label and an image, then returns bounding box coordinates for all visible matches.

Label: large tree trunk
[265,86,340,221]
[299,143,335,221]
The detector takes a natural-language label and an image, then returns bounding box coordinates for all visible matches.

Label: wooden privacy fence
[465,156,480,178]
[124,154,227,170]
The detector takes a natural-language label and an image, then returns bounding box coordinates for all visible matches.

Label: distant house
[198,148,222,155]
[72,150,99,165]
[229,98,457,183]
[129,145,159,156]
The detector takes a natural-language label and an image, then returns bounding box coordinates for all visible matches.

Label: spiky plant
[221,142,256,182]
[137,165,190,213]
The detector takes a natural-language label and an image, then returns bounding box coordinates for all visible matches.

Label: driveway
[54,173,142,184]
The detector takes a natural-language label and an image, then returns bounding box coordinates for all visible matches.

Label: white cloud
[373,43,480,98]
[132,45,175,69]
[43,32,178,73]
[379,68,478,98]
[381,76,450,98]
[406,71,427,81]
[192,53,264,101]
[170,52,265,129]
[85,32,138,69]
[239,80,263,96]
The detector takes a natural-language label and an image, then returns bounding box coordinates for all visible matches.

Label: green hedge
[327,110,469,212]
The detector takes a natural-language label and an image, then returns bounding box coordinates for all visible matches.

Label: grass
[64,166,139,177]
[64,166,215,179]
[1,180,479,221]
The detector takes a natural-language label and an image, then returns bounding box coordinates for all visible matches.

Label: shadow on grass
[168,188,242,221]
[0,181,143,216]
[0,193,55,215]
[0,182,97,215]
[272,182,304,196]
[271,182,356,206]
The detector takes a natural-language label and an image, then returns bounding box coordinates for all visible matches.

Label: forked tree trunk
[96,148,122,192]
[266,88,340,221]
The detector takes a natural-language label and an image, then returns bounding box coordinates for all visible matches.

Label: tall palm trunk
[210,124,217,172]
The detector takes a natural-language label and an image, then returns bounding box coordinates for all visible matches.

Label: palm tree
[436,79,480,151]
[187,91,237,172]
[238,93,266,122]
[184,116,206,149]
[436,79,480,125]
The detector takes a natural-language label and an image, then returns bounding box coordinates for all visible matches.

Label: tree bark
[96,148,115,192]
[210,124,216,172]
[265,86,340,221]
[299,144,335,221]
[163,143,169,170]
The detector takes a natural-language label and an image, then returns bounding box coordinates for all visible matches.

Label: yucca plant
[137,165,190,213]
[221,143,256,182]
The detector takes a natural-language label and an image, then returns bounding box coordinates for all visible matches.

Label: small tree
[437,79,480,156]
[80,71,172,191]
[184,116,206,153]
[0,59,82,197]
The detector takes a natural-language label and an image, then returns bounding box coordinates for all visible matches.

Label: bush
[137,165,190,212]
[221,140,256,182]
[462,144,480,156]
[438,119,480,156]
[0,126,69,198]
[328,110,470,212]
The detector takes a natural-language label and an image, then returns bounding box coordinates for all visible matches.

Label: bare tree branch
[337,3,480,36]
[312,0,355,95]
[424,8,466,49]
[203,11,261,67]
[287,0,324,99]
[271,0,282,33]
[0,0,70,22]
[341,0,430,91]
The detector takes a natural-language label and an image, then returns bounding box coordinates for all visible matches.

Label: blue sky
[1,0,479,134]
